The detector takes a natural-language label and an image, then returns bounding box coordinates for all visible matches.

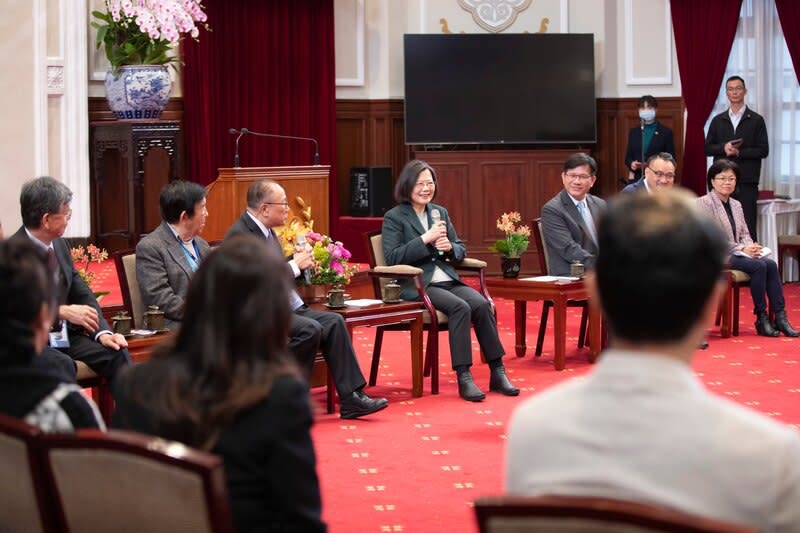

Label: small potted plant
[489,211,530,278]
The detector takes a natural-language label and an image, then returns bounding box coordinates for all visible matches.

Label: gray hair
[20,177,73,229]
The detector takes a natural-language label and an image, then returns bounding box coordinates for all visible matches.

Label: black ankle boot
[755,312,780,337]
[489,364,520,396]
[457,370,485,402]
[774,311,800,337]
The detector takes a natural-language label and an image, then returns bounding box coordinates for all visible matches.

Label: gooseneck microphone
[228,128,247,167]
[295,233,313,284]
[242,128,320,166]
[430,209,444,256]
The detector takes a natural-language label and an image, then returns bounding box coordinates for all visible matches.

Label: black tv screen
[404,33,596,145]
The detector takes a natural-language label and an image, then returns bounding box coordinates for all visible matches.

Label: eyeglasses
[714,176,737,183]
[648,169,676,180]
[414,181,436,190]
[564,173,593,182]
[264,201,289,207]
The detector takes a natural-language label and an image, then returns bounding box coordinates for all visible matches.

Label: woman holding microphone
[381,160,518,402]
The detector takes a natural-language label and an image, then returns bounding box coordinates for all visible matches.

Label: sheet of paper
[519,275,579,282]
[733,246,771,258]
[345,299,385,308]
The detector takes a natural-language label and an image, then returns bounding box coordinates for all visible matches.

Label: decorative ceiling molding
[457,0,533,33]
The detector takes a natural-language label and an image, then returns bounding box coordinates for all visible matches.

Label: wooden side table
[308,301,426,396]
[486,277,602,370]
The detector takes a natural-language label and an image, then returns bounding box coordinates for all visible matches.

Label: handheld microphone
[241,128,320,166]
[430,209,444,256]
[229,128,248,167]
[295,233,312,284]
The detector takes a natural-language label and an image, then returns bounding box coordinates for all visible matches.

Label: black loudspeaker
[349,166,393,216]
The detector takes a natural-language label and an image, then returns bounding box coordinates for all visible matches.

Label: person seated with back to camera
[697,158,799,338]
[0,238,104,432]
[381,159,518,402]
[507,190,800,532]
[114,235,326,533]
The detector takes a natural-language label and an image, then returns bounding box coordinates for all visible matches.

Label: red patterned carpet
[91,261,800,532]
[311,284,800,532]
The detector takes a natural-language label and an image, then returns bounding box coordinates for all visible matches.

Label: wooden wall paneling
[594,96,685,196]
[417,150,577,274]
[335,116,368,215]
[432,162,472,241]
[335,99,406,217]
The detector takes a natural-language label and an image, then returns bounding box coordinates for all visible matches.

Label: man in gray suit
[136,180,210,330]
[540,153,607,276]
[507,190,800,531]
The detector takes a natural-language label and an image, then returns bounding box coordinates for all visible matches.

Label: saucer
[324,303,347,309]
[382,298,404,304]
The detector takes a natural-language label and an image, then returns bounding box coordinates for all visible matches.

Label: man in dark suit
[621,152,677,194]
[705,75,769,240]
[13,176,131,385]
[135,180,210,330]
[225,179,388,419]
[541,153,608,276]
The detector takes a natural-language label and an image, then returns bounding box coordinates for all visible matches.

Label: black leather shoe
[755,312,780,337]
[489,365,520,396]
[775,311,800,337]
[457,371,486,402]
[339,390,389,419]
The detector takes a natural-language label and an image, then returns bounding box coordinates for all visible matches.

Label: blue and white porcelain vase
[104,65,172,120]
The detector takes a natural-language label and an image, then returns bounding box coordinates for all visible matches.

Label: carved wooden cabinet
[90,121,181,252]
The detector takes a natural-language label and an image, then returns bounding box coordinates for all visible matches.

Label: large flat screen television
[404,33,596,145]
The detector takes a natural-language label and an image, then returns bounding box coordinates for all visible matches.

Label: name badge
[49,320,71,349]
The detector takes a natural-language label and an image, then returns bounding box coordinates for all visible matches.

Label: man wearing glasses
[541,153,607,277]
[622,152,678,194]
[13,176,131,385]
[704,75,769,240]
[225,179,389,419]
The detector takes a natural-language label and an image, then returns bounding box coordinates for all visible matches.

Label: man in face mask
[623,95,676,184]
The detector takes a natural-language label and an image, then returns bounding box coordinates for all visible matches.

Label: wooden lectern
[203,166,330,242]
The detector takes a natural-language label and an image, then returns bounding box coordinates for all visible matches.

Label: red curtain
[181,0,337,214]
[671,0,742,195]
[776,0,800,85]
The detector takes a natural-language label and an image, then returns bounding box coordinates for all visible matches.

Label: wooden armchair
[113,248,144,329]
[474,495,755,533]
[0,414,54,533]
[41,429,234,533]
[532,218,589,355]
[365,230,493,395]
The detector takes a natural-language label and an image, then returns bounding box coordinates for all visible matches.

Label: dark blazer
[624,122,675,181]
[135,221,210,329]
[113,370,326,533]
[226,211,269,241]
[225,211,296,278]
[540,190,606,276]
[704,106,769,184]
[621,178,647,194]
[381,202,467,301]
[11,227,110,336]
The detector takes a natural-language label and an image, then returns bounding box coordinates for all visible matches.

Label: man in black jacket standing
[705,75,769,240]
